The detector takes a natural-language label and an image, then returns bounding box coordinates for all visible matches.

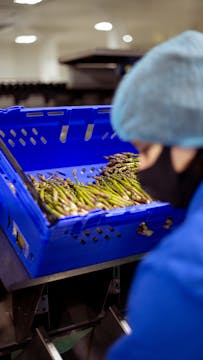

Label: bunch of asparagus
[29,152,152,218]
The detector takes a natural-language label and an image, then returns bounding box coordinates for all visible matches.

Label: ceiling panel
[0,0,202,54]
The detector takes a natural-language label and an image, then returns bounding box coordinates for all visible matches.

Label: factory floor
[62,310,122,360]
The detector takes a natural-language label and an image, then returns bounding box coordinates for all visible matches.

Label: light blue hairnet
[111,30,203,147]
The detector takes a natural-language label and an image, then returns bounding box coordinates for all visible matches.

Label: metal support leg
[0,292,16,353]
[101,266,132,335]
[109,305,132,335]
[12,285,44,342]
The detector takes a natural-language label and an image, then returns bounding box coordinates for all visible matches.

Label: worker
[106,30,203,360]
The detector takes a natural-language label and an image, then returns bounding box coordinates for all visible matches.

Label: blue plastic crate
[0,105,185,277]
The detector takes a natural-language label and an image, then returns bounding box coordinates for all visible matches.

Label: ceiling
[0,0,202,57]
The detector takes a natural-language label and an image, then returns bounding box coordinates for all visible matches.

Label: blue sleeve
[106,231,203,360]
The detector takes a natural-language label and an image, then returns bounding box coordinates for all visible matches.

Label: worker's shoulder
[151,203,203,258]
[137,209,203,296]
[148,208,203,266]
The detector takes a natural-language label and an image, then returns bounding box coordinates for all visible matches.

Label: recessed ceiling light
[94,22,113,31]
[122,34,133,43]
[15,35,38,44]
[14,0,43,4]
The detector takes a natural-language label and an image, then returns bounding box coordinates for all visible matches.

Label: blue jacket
[107,181,203,360]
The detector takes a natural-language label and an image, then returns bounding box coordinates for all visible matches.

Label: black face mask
[137,147,203,208]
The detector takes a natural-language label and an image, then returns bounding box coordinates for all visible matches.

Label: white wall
[0,45,16,81]
[0,39,63,82]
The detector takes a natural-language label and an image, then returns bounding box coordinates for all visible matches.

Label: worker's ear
[170,147,197,173]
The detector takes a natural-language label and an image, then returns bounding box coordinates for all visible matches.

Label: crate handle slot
[48,111,64,116]
[60,125,69,143]
[163,217,173,229]
[98,109,110,113]
[0,138,58,225]
[102,132,109,140]
[26,112,44,117]
[85,124,94,141]
[136,222,153,236]
[110,132,117,139]
[16,231,25,251]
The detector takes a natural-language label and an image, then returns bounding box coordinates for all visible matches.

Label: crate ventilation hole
[0,127,47,147]
[69,226,122,246]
